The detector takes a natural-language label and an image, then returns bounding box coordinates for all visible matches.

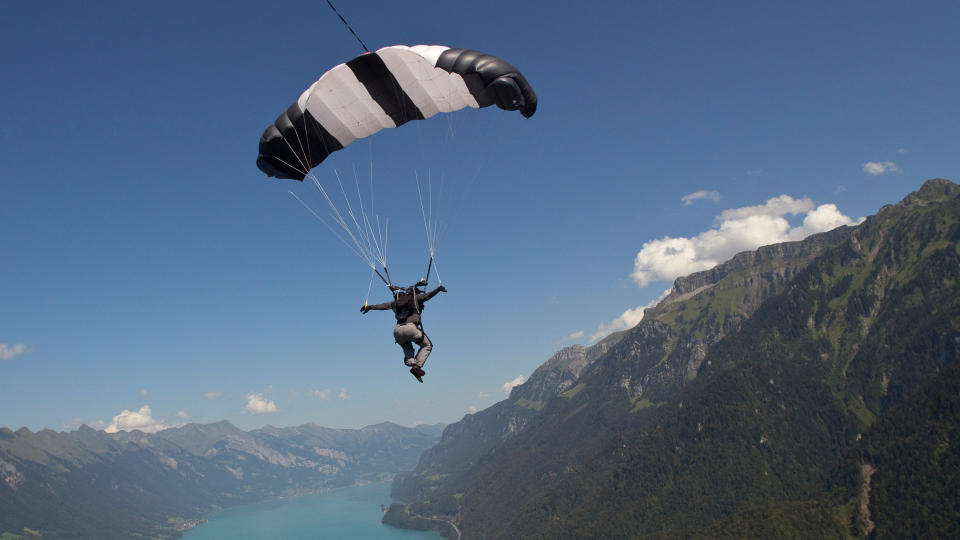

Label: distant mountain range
[0,420,443,539]
[383,179,960,538]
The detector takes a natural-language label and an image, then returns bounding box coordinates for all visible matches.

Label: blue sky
[2,1,958,432]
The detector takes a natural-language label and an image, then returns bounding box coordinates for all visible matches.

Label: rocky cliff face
[666,225,854,301]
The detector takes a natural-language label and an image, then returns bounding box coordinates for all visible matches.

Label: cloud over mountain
[502,376,525,393]
[105,405,168,434]
[631,195,862,287]
[589,194,864,342]
[244,393,278,414]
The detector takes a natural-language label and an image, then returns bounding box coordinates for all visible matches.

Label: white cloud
[139,388,148,397]
[682,190,721,205]
[468,405,479,414]
[176,411,190,420]
[898,148,908,154]
[244,393,278,415]
[590,289,671,343]
[502,376,525,393]
[792,203,858,240]
[205,391,221,400]
[338,388,352,400]
[0,343,28,361]
[309,389,331,400]
[716,194,813,222]
[591,306,647,341]
[478,392,490,398]
[560,330,585,343]
[631,195,863,287]
[862,161,902,175]
[105,405,169,434]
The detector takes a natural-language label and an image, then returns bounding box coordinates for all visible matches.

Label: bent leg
[414,331,432,368]
[400,342,417,366]
[394,324,420,367]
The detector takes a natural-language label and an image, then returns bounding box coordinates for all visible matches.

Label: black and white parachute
[256,45,537,180]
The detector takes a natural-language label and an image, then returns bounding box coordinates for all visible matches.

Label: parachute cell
[256,45,537,180]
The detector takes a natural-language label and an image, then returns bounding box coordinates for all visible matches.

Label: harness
[366,255,435,332]
[392,287,425,330]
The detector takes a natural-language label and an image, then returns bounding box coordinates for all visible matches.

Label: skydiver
[361,279,447,383]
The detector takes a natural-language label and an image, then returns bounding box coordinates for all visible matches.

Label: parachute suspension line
[432,259,443,285]
[300,108,313,169]
[277,117,311,174]
[446,111,457,139]
[332,169,388,270]
[350,165,387,269]
[432,170,457,260]
[277,138,311,179]
[289,168,389,274]
[288,188,372,267]
[415,169,449,286]
[317,173,379,268]
[326,0,370,53]
[416,170,442,259]
[273,156,310,180]
[364,269,375,308]
[291,166,400,296]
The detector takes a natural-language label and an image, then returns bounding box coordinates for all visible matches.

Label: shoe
[410,367,425,383]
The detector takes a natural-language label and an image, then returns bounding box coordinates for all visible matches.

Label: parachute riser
[373,268,390,288]
[424,256,434,288]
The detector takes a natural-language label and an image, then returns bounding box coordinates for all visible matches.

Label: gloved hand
[361,305,370,314]
[438,285,447,293]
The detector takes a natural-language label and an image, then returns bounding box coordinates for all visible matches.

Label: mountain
[384,179,960,538]
[390,332,623,508]
[0,420,442,539]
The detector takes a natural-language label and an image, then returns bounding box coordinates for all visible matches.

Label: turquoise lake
[181,482,441,539]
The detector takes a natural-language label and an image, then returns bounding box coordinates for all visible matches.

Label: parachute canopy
[257,45,538,180]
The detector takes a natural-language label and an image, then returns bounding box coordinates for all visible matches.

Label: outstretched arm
[361,299,395,313]
[417,285,447,304]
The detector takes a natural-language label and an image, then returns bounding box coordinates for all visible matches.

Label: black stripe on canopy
[347,53,425,128]
[257,103,344,180]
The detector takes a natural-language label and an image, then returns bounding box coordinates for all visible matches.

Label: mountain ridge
[0,419,443,539]
[385,178,960,538]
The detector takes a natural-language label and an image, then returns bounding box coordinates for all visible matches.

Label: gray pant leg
[394,324,421,367]
[393,323,432,368]
[414,331,432,368]
[400,341,417,366]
